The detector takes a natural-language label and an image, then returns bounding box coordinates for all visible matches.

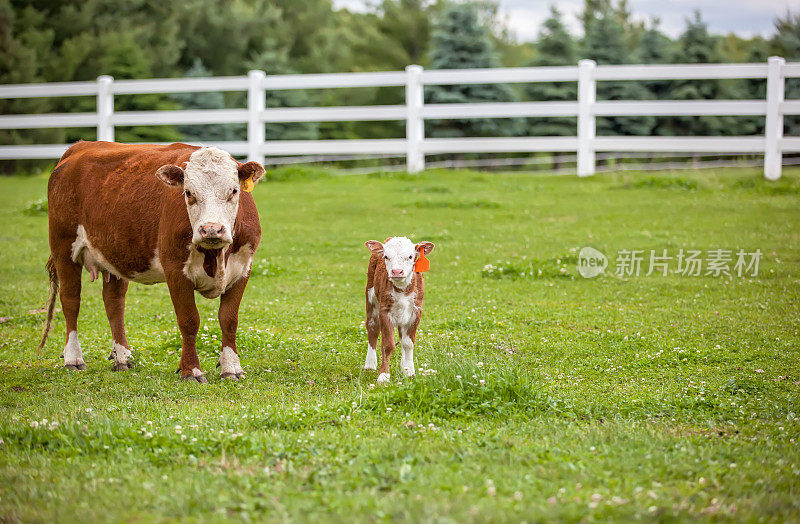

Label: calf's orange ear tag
[241,174,255,193]
[415,246,430,272]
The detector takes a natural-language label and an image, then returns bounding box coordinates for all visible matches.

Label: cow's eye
[232,188,238,196]
[408,255,413,259]
[384,256,388,260]
[184,190,191,198]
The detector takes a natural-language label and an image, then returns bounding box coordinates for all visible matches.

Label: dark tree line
[1,0,799,170]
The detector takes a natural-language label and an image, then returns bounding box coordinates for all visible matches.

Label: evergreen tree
[665,11,745,137]
[425,2,522,138]
[525,7,577,139]
[171,59,239,143]
[247,42,319,141]
[774,11,800,135]
[583,4,654,136]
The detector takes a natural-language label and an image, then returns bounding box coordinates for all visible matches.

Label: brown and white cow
[38,141,264,383]
[363,237,435,383]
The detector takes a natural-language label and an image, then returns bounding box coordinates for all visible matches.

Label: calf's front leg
[377,310,396,384]
[165,270,206,383]
[218,276,247,380]
[400,314,420,377]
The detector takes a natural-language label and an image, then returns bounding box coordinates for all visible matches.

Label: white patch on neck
[71,225,124,281]
[183,244,254,298]
[219,346,243,376]
[63,331,85,367]
[389,290,417,328]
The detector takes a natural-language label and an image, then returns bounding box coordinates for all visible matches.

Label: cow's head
[156,147,264,249]
[365,237,435,287]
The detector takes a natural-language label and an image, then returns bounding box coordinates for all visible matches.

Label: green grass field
[1,166,799,521]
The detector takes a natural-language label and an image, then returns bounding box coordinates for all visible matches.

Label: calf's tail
[37,256,59,354]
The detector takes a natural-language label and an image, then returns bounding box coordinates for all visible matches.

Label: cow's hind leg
[54,255,85,370]
[103,275,132,371]
[363,287,379,371]
[218,277,247,380]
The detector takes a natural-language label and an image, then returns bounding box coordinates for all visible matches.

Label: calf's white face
[156,147,264,249]
[365,237,435,283]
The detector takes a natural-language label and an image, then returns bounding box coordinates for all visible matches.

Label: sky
[332,0,797,41]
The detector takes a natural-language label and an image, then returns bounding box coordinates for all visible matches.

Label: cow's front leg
[377,311,396,384]
[102,275,132,371]
[218,276,247,380]
[399,316,420,378]
[165,271,206,383]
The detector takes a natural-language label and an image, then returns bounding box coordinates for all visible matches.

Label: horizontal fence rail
[1,58,799,178]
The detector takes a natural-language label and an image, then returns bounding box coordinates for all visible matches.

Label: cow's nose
[198,223,225,239]
[391,269,404,277]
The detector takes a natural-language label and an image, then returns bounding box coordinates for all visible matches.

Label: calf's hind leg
[103,275,132,371]
[54,255,85,370]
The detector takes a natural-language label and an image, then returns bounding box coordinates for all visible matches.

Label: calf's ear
[365,240,384,256]
[238,161,266,184]
[416,241,435,256]
[156,165,185,187]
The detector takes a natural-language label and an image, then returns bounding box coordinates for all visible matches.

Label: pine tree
[425,2,522,138]
[665,11,745,137]
[583,3,654,136]
[247,42,319,141]
[774,11,800,135]
[526,7,577,139]
[172,59,239,143]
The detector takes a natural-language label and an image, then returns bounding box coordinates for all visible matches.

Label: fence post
[405,65,425,173]
[96,75,114,142]
[764,56,785,181]
[247,70,266,165]
[577,60,596,177]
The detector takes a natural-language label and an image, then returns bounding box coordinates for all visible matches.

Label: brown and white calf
[38,141,264,382]
[363,237,435,383]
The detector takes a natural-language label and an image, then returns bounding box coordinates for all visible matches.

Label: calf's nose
[198,223,225,239]
[391,269,404,277]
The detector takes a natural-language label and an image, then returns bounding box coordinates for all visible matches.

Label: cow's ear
[415,241,435,256]
[238,161,266,185]
[156,165,184,187]
[365,240,384,256]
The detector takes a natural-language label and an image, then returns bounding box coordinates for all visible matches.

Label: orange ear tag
[241,175,255,193]
[415,248,430,272]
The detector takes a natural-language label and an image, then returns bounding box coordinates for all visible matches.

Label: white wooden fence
[1,57,799,179]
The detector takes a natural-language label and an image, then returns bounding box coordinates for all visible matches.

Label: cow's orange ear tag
[241,174,255,193]
[415,247,430,272]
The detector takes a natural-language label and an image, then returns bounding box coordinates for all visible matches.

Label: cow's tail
[37,256,59,354]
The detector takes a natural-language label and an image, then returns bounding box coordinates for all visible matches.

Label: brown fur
[42,141,262,380]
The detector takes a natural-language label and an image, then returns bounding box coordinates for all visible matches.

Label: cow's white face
[365,237,435,288]
[156,147,264,249]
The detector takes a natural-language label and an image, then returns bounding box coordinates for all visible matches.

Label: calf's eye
[408,255,413,259]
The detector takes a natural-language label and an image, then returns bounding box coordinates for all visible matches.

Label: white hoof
[64,331,86,370]
[377,373,391,384]
[401,365,415,377]
[364,345,378,371]
[219,347,245,379]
